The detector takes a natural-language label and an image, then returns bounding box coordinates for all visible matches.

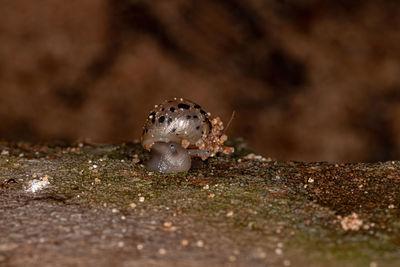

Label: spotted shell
[142,98,211,149]
[141,98,232,158]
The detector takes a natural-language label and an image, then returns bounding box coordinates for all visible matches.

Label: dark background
[1,0,400,162]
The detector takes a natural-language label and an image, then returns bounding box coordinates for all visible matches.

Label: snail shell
[141,97,233,173]
[142,98,212,151]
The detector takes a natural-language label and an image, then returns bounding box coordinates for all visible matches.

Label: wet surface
[1,141,400,266]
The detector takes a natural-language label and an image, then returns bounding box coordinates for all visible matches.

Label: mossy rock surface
[1,141,400,266]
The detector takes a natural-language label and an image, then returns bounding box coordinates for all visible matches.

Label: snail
[141,98,234,173]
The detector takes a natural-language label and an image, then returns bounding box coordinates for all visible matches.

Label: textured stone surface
[0,141,400,266]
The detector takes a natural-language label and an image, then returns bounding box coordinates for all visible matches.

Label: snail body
[145,142,191,173]
[141,98,233,173]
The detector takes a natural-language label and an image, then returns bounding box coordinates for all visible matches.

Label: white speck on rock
[283,259,291,266]
[275,248,283,255]
[26,177,50,193]
[196,240,204,247]
[340,212,363,231]
[243,153,268,162]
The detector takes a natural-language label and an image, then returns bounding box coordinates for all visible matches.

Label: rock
[0,141,400,266]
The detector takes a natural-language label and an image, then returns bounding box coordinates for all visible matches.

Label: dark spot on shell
[193,115,198,119]
[172,128,176,132]
[161,108,165,111]
[158,116,165,123]
[205,118,212,129]
[194,104,201,109]
[149,111,156,124]
[200,109,207,115]
[196,126,200,130]
[170,107,175,112]
[178,103,190,109]
[186,115,191,119]
[167,117,173,125]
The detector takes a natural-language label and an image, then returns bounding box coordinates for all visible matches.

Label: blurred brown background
[1,0,400,162]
